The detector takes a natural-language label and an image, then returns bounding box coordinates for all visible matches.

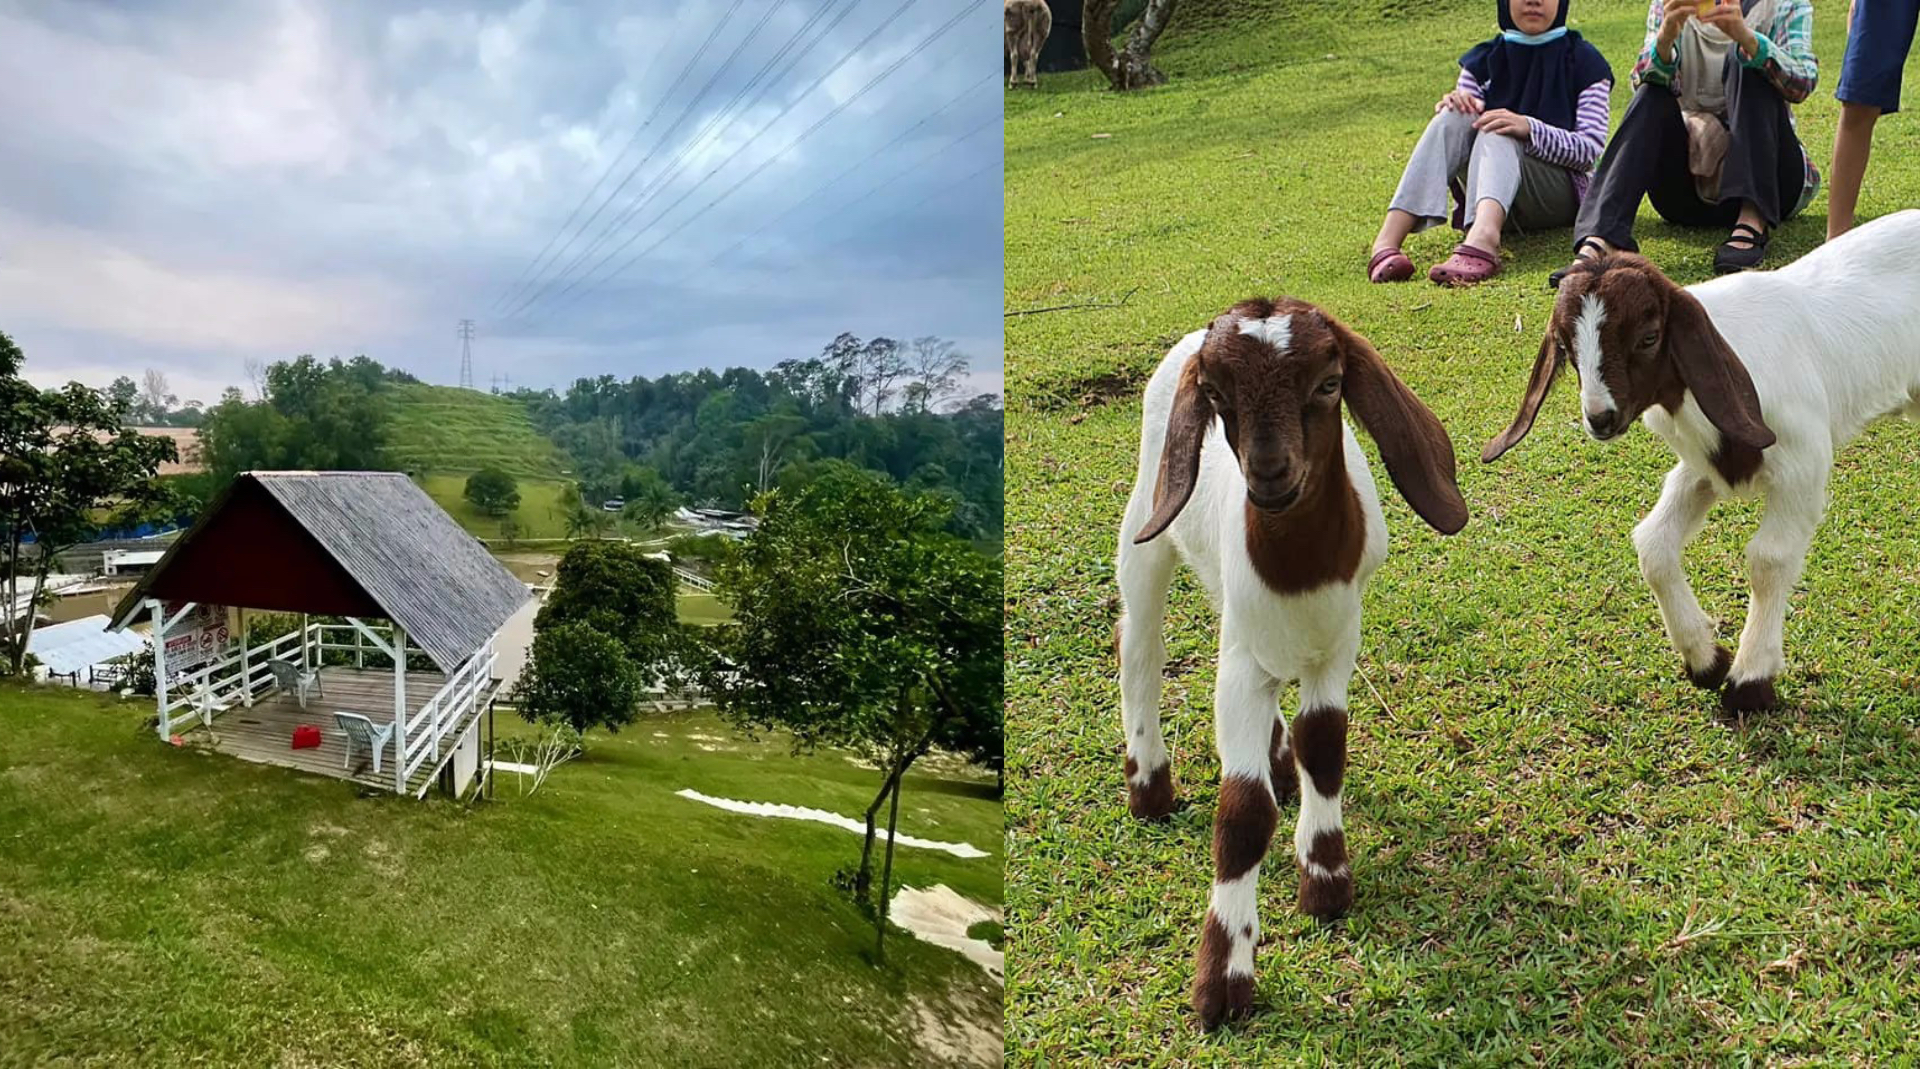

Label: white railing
[160,626,309,733]
[400,638,497,789]
[674,567,714,592]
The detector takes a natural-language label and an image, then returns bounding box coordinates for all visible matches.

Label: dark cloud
[0,0,1003,403]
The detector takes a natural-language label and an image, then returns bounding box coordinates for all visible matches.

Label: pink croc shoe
[1428,243,1501,286]
[1367,247,1415,283]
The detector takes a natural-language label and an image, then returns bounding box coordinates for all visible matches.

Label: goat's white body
[1632,210,1920,693]
[1114,328,1384,1010]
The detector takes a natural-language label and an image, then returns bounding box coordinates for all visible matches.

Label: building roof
[30,615,149,676]
[110,472,529,672]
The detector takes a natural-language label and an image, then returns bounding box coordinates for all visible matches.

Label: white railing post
[392,623,407,793]
[237,608,252,708]
[354,627,364,670]
[150,600,169,739]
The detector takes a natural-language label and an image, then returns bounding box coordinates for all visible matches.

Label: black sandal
[1549,237,1609,290]
[1714,221,1771,274]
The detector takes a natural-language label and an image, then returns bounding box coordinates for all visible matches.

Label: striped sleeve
[1456,67,1486,99]
[1745,0,1817,102]
[1632,1,1677,89]
[1526,80,1612,171]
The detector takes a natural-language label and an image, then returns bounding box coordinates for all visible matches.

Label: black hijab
[1459,0,1613,131]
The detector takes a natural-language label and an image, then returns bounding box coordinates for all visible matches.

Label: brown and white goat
[1484,209,1920,715]
[1004,0,1050,89]
[1116,298,1468,1030]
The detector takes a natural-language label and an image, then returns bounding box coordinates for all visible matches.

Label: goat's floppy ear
[1481,330,1563,462]
[1331,316,1469,535]
[1664,286,1776,452]
[1133,354,1211,544]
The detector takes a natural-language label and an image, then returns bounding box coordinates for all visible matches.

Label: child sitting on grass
[1369,0,1613,286]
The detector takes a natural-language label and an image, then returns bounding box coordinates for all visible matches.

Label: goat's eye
[1638,331,1660,349]
[1317,376,1341,396]
[1201,383,1226,406]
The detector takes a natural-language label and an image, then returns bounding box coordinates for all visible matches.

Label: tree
[0,331,176,673]
[699,463,1002,959]
[464,466,520,517]
[1085,0,1179,90]
[618,466,680,530]
[512,622,644,736]
[903,337,968,414]
[536,539,682,688]
[140,369,175,423]
[855,336,906,415]
[197,354,393,479]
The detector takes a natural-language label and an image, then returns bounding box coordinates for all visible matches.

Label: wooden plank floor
[176,666,456,791]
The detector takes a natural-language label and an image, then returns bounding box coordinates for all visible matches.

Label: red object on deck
[291,724,322,750]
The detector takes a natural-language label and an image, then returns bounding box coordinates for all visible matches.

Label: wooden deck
[176,665,483,793]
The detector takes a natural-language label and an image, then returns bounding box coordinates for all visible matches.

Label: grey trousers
[1390,109,1578,234]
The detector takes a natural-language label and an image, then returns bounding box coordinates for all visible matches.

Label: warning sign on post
[161,603,231,680]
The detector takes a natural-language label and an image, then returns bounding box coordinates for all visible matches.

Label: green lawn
[386,383,569,481]
[1006,1,1920,1063]
[420,472,580,541]
[0,684,1001,1066]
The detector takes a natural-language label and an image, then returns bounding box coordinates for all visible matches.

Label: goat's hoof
[1721,676,1778,716]
[1297,865,1354,920]
[1687,647,1733,690]
[1191,919,1255,1032]
[1124,757,1178,821]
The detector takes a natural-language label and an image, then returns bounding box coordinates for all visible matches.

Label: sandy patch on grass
[890,885,1002,981]
[673,789,988,859]
[910,992,1002,1068]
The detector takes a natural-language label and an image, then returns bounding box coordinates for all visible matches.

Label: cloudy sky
[0,0,1003,408]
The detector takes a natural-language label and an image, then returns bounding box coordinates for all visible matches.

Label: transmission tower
[457,319,476,389]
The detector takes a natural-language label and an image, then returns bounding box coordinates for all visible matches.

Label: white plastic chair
[334,712,395,776]
[268,659,322,709]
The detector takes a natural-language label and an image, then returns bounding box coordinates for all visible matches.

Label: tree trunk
[874,768,905,962]
[1088,0,1177,90]
[1083,0,1121,89]
[856,760,905,902]
[1116,0,1177,89]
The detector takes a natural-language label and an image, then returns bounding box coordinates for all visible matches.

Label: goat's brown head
[1134,297,1469,543]
[1482,253,1776,462]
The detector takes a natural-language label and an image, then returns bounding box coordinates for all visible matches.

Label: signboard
[161,602,230,680]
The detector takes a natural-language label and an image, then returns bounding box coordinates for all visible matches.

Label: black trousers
[1575,62,1808,251]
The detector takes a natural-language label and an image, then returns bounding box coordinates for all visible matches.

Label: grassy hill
[0,684,1000,1066]
[1008,1,1920,1062]
[385,383,568,480]
[384,383,577,539]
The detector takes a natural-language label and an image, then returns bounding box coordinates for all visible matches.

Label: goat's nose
[1586,408,1622,438]
[1249,458,1292,485]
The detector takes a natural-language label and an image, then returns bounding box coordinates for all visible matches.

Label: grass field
[1006,1,1920,1062]
[420,472,579,541]
[0,684,1001,1067]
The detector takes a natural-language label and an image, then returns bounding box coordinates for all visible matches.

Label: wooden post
[354,626,364,670]
[150,600,169,739]
[238,607,251,707]
[392,622,407,793]
[300,613,311,672]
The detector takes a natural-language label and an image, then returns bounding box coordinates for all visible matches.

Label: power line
[516,0,982,331]
[499,0,881,328]
[691,78,997,280]
[483,10,690,316]
[487,0,752,319]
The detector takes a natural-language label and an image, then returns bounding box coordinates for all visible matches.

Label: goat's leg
[1191,642,1278,1031]
[1633,464,1730,689]
[1725,484,1825,714]
[1116,528,1178,819]
[1292,658,1354,920]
